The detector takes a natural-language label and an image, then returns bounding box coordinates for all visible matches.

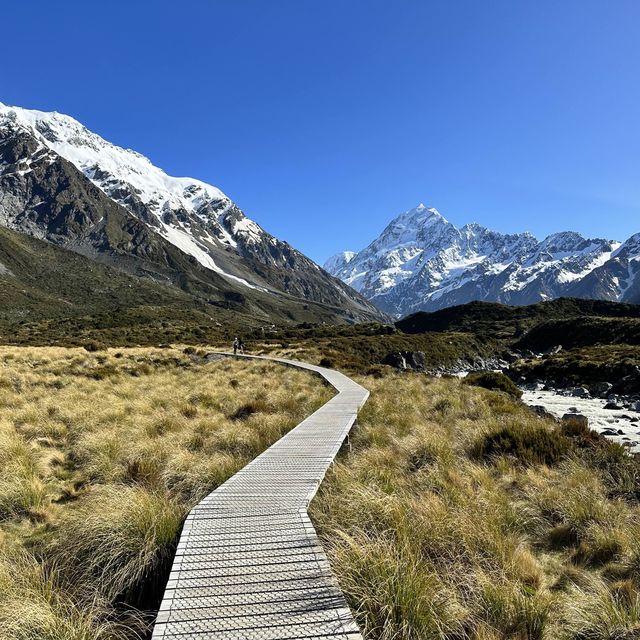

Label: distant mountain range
[325,204,640,317]
[3,102,638,327]
[0,102,382,326]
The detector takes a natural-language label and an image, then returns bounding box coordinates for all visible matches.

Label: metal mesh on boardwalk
[152,354,368,639]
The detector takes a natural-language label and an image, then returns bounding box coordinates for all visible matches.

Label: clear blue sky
[2,1,639,263]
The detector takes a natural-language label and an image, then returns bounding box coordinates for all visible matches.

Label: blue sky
[2,1,639,263]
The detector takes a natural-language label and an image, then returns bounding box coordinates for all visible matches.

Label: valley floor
[2,343,640,639]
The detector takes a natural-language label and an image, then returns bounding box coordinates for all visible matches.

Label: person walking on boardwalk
[232,337,239,355]
[239,338,246,355]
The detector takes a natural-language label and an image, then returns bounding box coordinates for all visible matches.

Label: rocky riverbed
[521,386,640,453]
[380,349,640,452]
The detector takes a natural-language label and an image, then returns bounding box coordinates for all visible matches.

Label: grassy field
[2,319,496,378]
[311,371,640,640]
[3,340,640,640]
[0,346,332,640]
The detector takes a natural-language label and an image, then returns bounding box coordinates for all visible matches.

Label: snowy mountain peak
[616,232,640,255]
[373,204,451,253]
[325,202,640,316]
[0,102,228,214]
[323,251,356,274]
[0,101,383,322]
[397,203,447,225]
[538,231,586,252]
[0,102,274,287]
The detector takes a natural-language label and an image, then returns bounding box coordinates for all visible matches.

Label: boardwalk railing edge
[151,352,369,639]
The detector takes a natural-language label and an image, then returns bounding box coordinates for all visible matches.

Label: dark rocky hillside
[392,298,640,390]
[397,298,640,342]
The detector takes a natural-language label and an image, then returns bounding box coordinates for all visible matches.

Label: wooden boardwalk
[152,354,369,639]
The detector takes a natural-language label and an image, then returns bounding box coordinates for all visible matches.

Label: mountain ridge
[0,102,383,324]
[325,203,639,316]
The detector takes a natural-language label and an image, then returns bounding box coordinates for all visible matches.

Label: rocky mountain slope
[0,102,382,324]
[0,223,388,353]
[325,203,640,316]
[0,223,196,322]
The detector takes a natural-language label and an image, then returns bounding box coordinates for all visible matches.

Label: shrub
[433,398,453,414]
[561,417,594,439]
[88,365,119,380]
[580,442,640,502]
[179,403,198,419]
[473,423,571,465]
[547,523,579,550]
[465,371,523,399]
[319,357,335,368]
[228,398,270,421]
[364,365,387,378]
[83,341,105,353]
[573,529,624,566]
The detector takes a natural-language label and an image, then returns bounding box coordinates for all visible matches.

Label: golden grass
[0,345,332,639]
[6,343,639,639]
[0,539,136,640]
[311,373,640,640]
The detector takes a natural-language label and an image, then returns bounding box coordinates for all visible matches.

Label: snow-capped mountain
[325,203,640,317]
[323,251,356,276]
[0,102,382,322]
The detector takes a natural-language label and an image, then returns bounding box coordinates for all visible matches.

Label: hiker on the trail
[239,338,246,355]
[232,337,239,355]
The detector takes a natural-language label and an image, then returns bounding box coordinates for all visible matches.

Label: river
[521,387,640,453]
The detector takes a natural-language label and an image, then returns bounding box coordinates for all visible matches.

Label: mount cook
[325,204,640,317]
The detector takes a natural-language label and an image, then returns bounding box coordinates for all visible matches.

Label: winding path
[152,353,369,640]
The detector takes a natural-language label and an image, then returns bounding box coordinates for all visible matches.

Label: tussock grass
[0,345,331,638]
[47,486,184,604]
[465,371,523,399]
[311,373,640,639]
[0,540,139,640]
[473,423,571,466]
[0,419,49,520]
